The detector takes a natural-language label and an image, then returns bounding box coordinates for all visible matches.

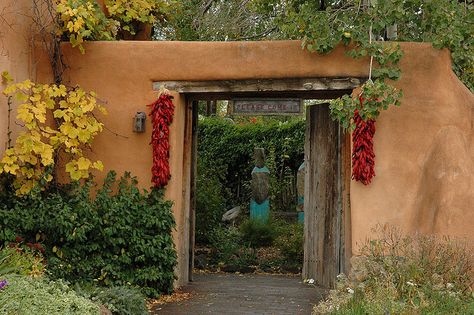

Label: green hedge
[196,117,305,244]
[0,171,176,297]
[198,117,305,210]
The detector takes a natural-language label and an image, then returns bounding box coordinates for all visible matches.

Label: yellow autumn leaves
[55,0,170,53]
[56,0,117,53]
[0,74,106,195]
[105,0,166,34]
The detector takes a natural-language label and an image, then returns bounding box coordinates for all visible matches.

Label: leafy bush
[75,283,147,315]
[208,226,242,264]
[0,275,100,315]
[240,219,277,248]
[195,159,226,244]
[274,222,304,265]
[314,226,474,314]
[0,171,176,297]
[0,245,45,277]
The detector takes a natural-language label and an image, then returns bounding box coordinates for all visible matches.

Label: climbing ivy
[277,0,473,128]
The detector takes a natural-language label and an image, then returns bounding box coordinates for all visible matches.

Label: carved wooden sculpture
[250,148,270,222]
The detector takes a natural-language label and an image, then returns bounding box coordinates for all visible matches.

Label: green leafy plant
[0,171,177,297]
[274,222,303,265]
[0,275,101,315]
[240,219,277,248]
[0,245,45,277]
[75,284,148,315]
[195,158,226,244]
[208,226,242,265]
[278,0,473,129]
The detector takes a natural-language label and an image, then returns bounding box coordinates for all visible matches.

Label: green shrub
[274,222,304,265]
[75,284,147,315]
[208,226,242,264]
[314,226,474,314]
[0,275,100,315]
[0,171,177,297]
[239,219,277,248]
[195,158,226,244]
[0,245,45,277]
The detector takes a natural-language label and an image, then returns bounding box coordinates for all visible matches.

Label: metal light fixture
[133,112,146,133]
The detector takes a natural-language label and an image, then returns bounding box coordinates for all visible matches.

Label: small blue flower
[0,280,8,290]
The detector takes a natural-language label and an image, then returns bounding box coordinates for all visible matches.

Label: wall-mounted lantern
[133,112,147,133]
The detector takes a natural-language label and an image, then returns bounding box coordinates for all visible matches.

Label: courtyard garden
[194,115,306,275]
[0,0,473,314]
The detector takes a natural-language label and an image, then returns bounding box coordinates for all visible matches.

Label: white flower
[347,288,354,294]
[307,278,315,284]
[446,283,454,289]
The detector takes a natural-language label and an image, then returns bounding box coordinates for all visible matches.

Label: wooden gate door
[303,104,347,288]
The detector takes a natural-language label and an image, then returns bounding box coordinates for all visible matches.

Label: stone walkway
[151,273,326,315]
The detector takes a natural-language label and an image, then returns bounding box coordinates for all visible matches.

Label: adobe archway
[152,77,364,286]
[35,40,474,287]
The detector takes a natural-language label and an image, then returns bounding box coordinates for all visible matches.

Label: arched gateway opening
[154,77,365,288]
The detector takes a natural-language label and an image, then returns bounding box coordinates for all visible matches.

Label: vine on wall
[0,73,106,195]
[278,0,472,184]
[1,0,167,193]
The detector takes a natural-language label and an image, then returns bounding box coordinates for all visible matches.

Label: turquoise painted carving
[250,148,270,222]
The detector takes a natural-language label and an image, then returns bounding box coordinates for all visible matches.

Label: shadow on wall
[413,126,474,238]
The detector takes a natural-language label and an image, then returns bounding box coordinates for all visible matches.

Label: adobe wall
[0,0,35,153]
[31,40,474,286]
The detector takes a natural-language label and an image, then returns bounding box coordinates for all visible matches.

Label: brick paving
[151,273,326,315]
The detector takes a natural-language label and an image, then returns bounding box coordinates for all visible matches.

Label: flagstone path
[151,273,326,315]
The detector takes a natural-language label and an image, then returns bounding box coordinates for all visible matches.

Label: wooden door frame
[302,104,352,288]
[173,77,361,285]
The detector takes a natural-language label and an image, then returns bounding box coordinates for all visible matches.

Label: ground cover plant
[0,245,103,314]
[313,226,474,314]
[0,275,101,315]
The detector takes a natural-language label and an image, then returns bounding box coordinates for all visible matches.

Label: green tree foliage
[157,0,280,40]
[0,171,177,297]
[276,0,473,92]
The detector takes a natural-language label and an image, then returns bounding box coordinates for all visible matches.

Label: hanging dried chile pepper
[352,96,376,185]
[148,93,175,188]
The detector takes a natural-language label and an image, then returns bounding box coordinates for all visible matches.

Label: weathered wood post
[250,148,270,222]
[296,161,305,223]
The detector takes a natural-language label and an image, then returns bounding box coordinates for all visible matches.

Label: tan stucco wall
[30,40,474,286]
[0,0,34,153]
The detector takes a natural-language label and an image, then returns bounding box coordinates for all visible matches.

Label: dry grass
[314,225,474,314]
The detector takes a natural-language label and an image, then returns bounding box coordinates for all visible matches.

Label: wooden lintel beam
[152,77,365,94]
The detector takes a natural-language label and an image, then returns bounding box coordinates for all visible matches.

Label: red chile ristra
[352,97,376,185]
[148,93,175,188]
